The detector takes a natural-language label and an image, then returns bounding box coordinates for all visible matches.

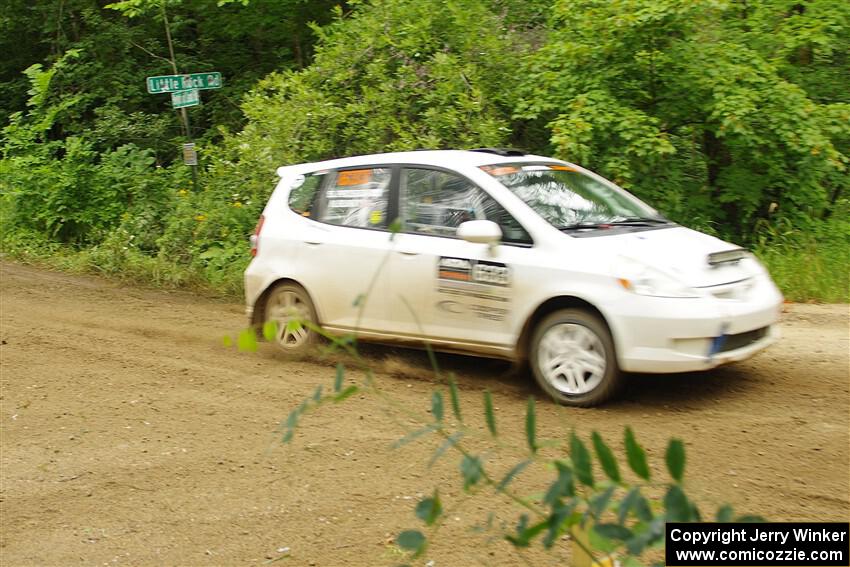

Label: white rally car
[244,149,782,406]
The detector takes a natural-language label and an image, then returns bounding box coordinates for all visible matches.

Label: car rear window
[319,167,392,228]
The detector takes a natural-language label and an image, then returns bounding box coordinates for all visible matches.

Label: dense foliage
[1,0,847,299]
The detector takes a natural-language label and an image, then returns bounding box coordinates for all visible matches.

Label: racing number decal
[437,257,510,286]
[436,257,511,322]
[472,263,510,285]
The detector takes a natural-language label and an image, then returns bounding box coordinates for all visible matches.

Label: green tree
[231,0,535,174]
[517,0,849,239]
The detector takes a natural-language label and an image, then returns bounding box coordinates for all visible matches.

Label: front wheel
[529,309,622,407]
[263,283,319,353]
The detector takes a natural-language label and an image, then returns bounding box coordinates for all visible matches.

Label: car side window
[400,168,532,244]
[288,172,325,217]
[318,168,392,228]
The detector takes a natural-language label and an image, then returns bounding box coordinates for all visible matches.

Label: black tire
[529,308,622,407]
[262,282,319,354]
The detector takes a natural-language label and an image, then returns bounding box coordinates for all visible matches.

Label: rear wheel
[263,283,319,353]
[529,309,622,407]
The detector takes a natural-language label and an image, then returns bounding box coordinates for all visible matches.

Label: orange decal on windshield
[337,169,372,186]
[480,165,520,176]
[549,165,576,171]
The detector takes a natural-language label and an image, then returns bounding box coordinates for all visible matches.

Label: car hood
[602,226,759,288]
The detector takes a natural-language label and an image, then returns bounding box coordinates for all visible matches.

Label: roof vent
[470,147,527,157]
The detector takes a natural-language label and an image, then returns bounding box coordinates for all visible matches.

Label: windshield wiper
[607,217,671,226]
[558,222,612,231]
[558,217,671,231]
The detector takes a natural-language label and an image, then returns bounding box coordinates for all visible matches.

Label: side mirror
[457,220,502,244]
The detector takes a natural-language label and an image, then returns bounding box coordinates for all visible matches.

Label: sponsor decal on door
[436,257,511,321]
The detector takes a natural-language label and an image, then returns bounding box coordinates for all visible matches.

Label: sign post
[145,72,222,191]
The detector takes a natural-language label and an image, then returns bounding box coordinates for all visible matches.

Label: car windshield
[480,163,663,229]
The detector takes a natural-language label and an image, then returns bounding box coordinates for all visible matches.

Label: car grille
[718,327,768,353]
[700,277,754,300]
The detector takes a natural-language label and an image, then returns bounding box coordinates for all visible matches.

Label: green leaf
[595,523,633,541]
[396,530,426,556]
[617,487,642,524]
[497,459,532,491]
[333,363,344,392]
[237,328,258,352]
[460,454,483,491]
[448,376,462,423]
[285,409,299,430]
[690,502,703,523]
[280,409,299,443]
[592,431,621,483]
[543,502,575,549]
[262,320,278,342]
[312,385,323,402]
[392,425,436,449]
[715,504,734,523]
[427,432,463,468]
[625,517,665,555]
[664,485,690,522]
[544,462,575,506]
[624,427,650,480]
[570,432,594,487]
[506,514,548,548]
[665,439,686,482]
[736,515,766,523]
[589,485,615,519]
[483,390,497,437]
[525,397,537,454]
[285,319,302,334]
[588,522,618,553]
[333,385,358,402]
[616,486,653,525]
[634,492,653,522]
[431,391,444,422]
[415,492,442,526]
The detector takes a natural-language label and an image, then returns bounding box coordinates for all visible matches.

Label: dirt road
[1,261,848,566]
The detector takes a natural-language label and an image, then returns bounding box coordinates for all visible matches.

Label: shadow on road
[338,343,762,410]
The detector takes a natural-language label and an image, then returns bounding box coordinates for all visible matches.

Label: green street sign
[171,88,200,109]
[146,72,223,94]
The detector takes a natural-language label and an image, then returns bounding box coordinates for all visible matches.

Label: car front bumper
[605,276,783,373]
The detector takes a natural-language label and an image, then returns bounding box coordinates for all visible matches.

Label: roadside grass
[752,216,850,304]
[0,225,243,298]
[755,238,849,303]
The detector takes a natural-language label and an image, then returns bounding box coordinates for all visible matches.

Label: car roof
[276,149,561,177]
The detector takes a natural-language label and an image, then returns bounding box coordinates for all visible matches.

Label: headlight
[616,257,701,298]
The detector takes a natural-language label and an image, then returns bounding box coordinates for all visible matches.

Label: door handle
[398,250,419,256]
[304,240,322,246]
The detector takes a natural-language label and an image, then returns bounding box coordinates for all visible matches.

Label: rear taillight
[250,214,265,257]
